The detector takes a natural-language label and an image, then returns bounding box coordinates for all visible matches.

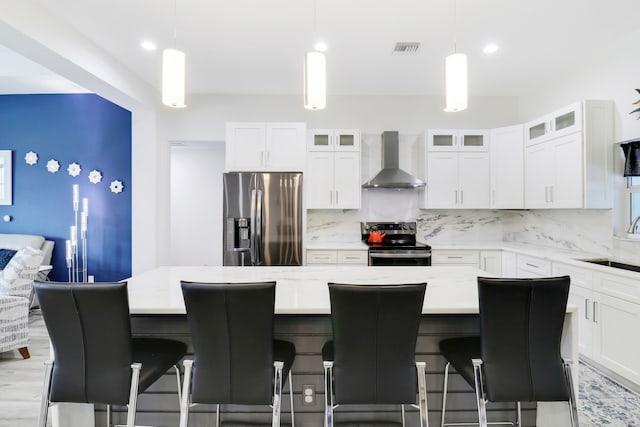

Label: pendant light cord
[313,0,318,38]
[453,0,457,54]
[173,0,178,48]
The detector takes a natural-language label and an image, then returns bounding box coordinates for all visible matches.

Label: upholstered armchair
[0,246,45,359]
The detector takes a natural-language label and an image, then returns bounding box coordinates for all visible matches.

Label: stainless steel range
[361,221,431,266]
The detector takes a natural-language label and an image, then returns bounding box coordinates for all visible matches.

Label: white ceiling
[4,0,640,98]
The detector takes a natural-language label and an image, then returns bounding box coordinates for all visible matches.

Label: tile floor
[1,313,640,426]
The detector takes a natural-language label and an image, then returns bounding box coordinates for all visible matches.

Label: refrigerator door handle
[255,189,263,265]
[250,189,257,265]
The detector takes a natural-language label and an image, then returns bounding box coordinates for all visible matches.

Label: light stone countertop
[126,265,537,315]
[305,238,640,280]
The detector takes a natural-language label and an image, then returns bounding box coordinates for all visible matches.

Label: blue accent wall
[0,94,132,281]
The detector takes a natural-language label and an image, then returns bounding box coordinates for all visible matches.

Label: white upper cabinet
[420,129,490,209]
[427,129,489,152]
[306,129,361,209]
[424,151,490,209]
[525,102,583,146]
[225,122,306,172]
[489,125,524,209]
[525,133,583,208]
[524,100,613,209]
[308,129,360,152]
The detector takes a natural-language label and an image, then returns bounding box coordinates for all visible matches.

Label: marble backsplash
[306,190,613,254]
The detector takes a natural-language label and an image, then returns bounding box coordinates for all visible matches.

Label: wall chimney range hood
[362,131,425,189]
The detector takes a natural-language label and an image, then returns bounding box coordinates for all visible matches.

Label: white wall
[161,94,521,141]
[170,142,225,266]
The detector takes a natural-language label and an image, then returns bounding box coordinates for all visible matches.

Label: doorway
[170,141,225,265]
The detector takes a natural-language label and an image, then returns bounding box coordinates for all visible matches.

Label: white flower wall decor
[88,170,103,184]
[25,151,38,165]
[110,180,124,194]
[67,162,81,177]
[46,159,60,173]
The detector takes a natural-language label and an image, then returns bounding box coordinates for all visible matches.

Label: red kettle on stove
[368,230,386,243]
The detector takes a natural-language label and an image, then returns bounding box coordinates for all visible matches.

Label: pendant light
[444,0,467,112]
[162,0,186,108]
[304,0,326,110]
[304,51,326,110]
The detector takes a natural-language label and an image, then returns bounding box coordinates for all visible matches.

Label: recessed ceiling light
[483,44,499,54]
[314,41,328,52]
[141,40,157,51]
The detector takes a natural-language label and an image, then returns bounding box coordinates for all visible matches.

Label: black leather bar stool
[322,282,429,427]
[439,276,579,427]
[179,281,296,427]
[34,281,187,427]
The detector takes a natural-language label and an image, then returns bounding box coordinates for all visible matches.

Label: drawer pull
[593,301,598,324]
[344,256,361,260]
[525,263,540,268]
[447,256,464,259]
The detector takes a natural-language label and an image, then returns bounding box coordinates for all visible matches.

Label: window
[628,177,640,229]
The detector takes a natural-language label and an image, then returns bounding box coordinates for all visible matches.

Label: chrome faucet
[627,215,640,234]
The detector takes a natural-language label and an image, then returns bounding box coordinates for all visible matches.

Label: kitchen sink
[578,258,640,273]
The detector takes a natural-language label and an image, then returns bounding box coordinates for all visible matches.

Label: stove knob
[402,224,408,230]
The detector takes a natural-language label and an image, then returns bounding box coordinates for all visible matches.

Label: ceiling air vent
[392,42,421,55]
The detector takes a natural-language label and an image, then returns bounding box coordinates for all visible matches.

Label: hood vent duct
[362,131,426,189]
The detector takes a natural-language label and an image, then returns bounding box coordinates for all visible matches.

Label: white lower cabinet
[480,250,502,276]
[432,249,480,267]
[306,249,367,266]
[516,254,551,278]
[553,262,640,386]
[432,249,502,276]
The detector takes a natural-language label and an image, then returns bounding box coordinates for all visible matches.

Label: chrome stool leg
[441,362,451,427]
[288,371,295,427]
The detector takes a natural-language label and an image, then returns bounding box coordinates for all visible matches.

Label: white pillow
[0,246,44,299]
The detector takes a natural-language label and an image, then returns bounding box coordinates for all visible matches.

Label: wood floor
[0,311,48,426]
[2,312,638,427]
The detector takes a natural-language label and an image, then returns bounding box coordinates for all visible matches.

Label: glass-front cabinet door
[459,130,489,151]
[525,118,549,146]
[550,102,582,139]
[308,129,334,151]
[427,130,488,151]
[308,129,360,151]
[427,130,457,151]
[335,129,360,151]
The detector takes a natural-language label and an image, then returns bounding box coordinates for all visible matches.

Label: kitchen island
[57,266,577,427]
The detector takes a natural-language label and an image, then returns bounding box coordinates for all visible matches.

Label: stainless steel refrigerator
[223,172,303,266]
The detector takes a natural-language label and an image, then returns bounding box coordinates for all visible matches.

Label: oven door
[368,249,432,266]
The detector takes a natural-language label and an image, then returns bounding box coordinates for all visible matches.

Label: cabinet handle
[593,301,598,324]
[460,190,464,205]
[550,186,554,203]
[344,256,361,260]
[336,191,339,205]
[525,263,540,268]
[584,298,590,320]
[447,256,464,259]
[261,151,265,167]
[329,191,333,205]
[455,190,458,205]
[266,151,270,166]
[544,186,548,203]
